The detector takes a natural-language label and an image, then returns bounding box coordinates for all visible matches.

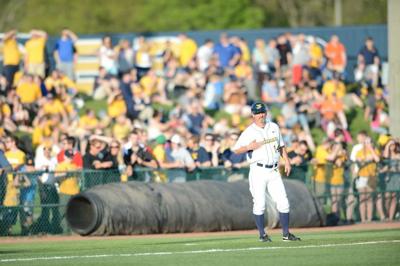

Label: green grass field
[1,228,399,266]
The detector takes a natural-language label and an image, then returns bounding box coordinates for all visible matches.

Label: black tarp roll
[66,180,325,236]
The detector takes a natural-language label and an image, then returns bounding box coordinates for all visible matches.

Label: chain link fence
[0,161,399,236]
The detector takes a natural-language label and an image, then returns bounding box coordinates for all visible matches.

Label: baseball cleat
[282,233,301,241]
[259,234,272,242]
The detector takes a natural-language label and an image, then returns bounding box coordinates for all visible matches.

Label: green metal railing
[0,161,399,236]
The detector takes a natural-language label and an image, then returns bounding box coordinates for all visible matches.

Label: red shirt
[57,150,83,168]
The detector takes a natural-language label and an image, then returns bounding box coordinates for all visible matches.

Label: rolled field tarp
[66,179,325,236]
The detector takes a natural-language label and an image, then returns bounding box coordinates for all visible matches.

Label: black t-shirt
[83,153,99,169]
[123,146,154,167]
[277,43,291,66]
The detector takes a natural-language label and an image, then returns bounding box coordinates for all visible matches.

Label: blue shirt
[358,45,379,65]
[222,149,246,164]
[55,39,75,62]
[188,146,210,164]
[213,43,240,68]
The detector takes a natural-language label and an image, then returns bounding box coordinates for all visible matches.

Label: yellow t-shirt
[112,123,131,141]
[1,103,11,117]
[12,71,23,87]
[356,148,379,177]
[330,154,347,185]
[140,75,158,97]
[179,38,197,66]
[239,42,251,63]
[5,149,26,169]
[322,80,346,99]
[56,161,80,195]
[16,82,42,104]
[313,145,329,183]
[153,144,166,163]
[32,123,52,147]
[234,64,252,79]
[3,174,19,206]
[3,149,26,206]
[42,99,66,115]
[309,43,323,68]
[79,115,99,129]
[108,99,127,118]
[25,37,46,64]
[3,38,20,65]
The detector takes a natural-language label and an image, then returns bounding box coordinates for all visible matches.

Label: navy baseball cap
[251,102,267,115]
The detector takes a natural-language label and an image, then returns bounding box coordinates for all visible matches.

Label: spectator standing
[327,141,347,216]
[54,29,78,80]
[312,139,331,198]
[276,34,292,79]
[117,39,134,76]
[197,39,214,72]
[380,139,400,221]
[3,136,26,234]
[291,34,310,85]
[355,137,379,223]
[0,140,12,234]
[24,29,48,78]
[324,35,347,74]
[213,33,241,69]
[358,37,380,87]
[178,34,197,67]
[287,140,311,182]
[99,36,118,76]
[2,30,21,92]
[34,144,59,234]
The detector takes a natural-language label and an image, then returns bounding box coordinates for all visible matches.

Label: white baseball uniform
[233,120,290,215]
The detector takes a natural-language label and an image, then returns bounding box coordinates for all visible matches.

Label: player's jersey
[233,121,284,165]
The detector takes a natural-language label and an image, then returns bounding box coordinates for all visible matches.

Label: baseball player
[232,102,301,242]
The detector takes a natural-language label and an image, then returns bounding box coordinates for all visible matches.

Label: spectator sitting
[161,134,195,182]
[221,132,247,169]
[123,130,157,181]
[187,135,212,167]
[57,135,83,168]
[261,74,286,107]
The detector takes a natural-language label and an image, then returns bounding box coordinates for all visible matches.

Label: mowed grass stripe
[2,240,399,263]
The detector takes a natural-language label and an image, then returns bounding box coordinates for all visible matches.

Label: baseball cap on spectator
[171,134,181,144]
[251,102,267,115]
[156,135,166,145]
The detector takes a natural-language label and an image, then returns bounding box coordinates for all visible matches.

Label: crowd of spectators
[0,27,399,234]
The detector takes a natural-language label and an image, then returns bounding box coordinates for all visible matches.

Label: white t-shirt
[233,121,284,165]
[99,46,117,71]
[350,143,364,173]
[197,44,213,71]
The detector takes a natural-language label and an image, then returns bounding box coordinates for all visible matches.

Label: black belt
[256,162,278,169]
